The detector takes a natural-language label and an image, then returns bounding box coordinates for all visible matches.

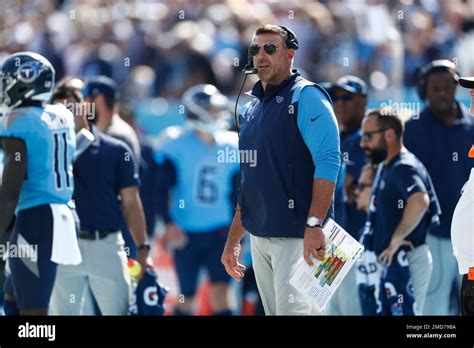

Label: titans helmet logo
[17,62,39,83]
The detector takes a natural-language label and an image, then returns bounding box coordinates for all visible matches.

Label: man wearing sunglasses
[360,108,440,315]
[221,24,340,315]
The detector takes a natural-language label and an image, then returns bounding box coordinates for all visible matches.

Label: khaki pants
[49,232,131,315]
[250,235,323,315]
[406,244,432,315]
[423,234,462,315]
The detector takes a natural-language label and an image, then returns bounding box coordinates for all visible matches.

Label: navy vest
[238,71,334,238]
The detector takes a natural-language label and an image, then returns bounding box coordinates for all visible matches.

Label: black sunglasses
[248,43,280,57]
[361,128,389,142]
[332,94,354,102]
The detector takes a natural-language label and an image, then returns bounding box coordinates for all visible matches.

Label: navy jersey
[154,127,239,233]
[0,105,76,212]
[371,151,440,255]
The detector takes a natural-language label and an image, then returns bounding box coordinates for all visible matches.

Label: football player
[154,84,239,315]
[0,52,81,315]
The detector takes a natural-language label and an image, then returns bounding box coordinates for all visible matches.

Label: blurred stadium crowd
[1,0,473,105]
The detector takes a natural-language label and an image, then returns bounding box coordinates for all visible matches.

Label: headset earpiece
[279,26,299,50]
[416,60,459,100]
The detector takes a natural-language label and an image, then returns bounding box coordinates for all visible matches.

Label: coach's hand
[221,241,246,282]
[136,249,154,279]
[303,227,327,266]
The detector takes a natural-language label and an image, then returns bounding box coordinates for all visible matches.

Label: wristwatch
[306,216,323,228]
[137,242,151,252]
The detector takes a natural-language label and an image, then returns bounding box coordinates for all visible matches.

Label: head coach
[221,24,341,315]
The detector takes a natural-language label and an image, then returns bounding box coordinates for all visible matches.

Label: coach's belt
[79,229,119,240]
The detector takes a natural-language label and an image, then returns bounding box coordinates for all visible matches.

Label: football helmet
[182,84,231,133]
[0,52,55,110]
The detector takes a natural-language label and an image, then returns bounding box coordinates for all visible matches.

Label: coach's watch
[306,216,323,228]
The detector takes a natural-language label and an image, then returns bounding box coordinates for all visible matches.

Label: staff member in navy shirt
[82,77,141,260]
[361,108,441,315]
[221,25,340,315]
[404,60,474,315]
[49,78,151,315]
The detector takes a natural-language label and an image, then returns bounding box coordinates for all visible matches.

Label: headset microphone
[234,73,249,131]
[243,54,258,75]
[234,52,256,130]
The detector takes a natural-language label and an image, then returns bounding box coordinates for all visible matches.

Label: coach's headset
[243,25,299,74]
[415,59,459,100]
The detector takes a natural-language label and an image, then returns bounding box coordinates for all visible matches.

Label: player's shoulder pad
[2,107,43,134]
[45,102,71,114]
[153,126,187,165]
[45,103,74,120]
[155,125,188,149]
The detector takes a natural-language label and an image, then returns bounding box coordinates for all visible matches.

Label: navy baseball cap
[83,76,119,104]
[459,77,474,89]
[330,75,368,96]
